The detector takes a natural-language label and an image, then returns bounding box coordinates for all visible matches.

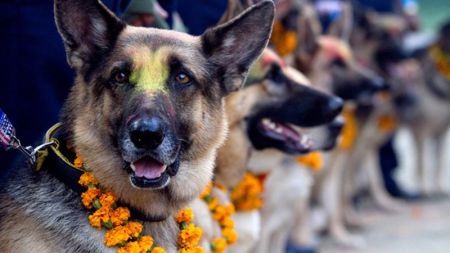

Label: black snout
[328,116,344,134]
[323,116,344,151]
[325,96,344,119]
[370,77,391,92]
[129,116,165,150]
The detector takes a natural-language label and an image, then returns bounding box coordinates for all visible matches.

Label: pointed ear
[326,2,353,41]
[54,0,125,70]
[294,7,320,72]
[201,0,275,95]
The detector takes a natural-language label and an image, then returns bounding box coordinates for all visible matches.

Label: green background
[418,0,450,33]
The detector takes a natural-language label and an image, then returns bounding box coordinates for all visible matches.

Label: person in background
[0,0,131,175]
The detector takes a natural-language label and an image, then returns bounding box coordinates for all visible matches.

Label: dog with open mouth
[0,0,274,252]
[200,46,343,253]
[256,2,394,249]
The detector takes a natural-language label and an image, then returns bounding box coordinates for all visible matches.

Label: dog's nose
[129,116,165,150]
[325,96,344,117]
[329,116,344,133]
[370,77,390,92]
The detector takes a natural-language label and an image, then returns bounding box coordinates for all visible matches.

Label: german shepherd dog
[214,47,343,253]
[0,0,274,252]
[262,3,392,248]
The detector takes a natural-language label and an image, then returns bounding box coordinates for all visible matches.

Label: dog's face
[297,36,389,109]
[215,48,342,186]
[244,49,343,154]
[55,0,274,217]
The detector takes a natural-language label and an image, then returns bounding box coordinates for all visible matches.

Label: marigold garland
[230,173,263,211]
[339,107,358,150]
[429,44,450,81]
[295,151,323,172]
[76,156,204,253]
[200,182,238,253]
[271,21,298,57]
[377,114,397,133]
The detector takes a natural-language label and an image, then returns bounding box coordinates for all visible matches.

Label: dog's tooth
[262,118,271,126]
[130,163,136,171]
[275,127,283,133]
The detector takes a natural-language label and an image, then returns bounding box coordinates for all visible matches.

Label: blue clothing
[160,0,228,35]
[0,0,130,171]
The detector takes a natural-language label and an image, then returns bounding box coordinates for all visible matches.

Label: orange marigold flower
[179,247,205,253]
[295,152,323,172]
[224,204,235,216]
[81,188,101,209]
[79,172,98,186]
[339,108,358,150]
[211,238,227,253]
[126,221,143,238]
[117,241,140,253]
[176,208,194,224]
[219,216,234,229]
[199,182,213,199]
[99,191,116,207]
[222,228,238,244]
[74,155,83,169]
[89,206,112,229]
[207,198,219,210]
[138,235,154,252]
[151,247,167,253]
[212,205,227,221]
[104,225,131,247]
[178,223,203,249]
[111,207,131,226]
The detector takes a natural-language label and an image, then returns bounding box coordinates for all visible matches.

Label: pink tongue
[133,157,166,179]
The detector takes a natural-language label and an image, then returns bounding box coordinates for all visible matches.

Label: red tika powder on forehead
[318,36,353,62]
[261,48,288,68]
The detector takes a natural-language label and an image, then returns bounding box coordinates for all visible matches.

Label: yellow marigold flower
[151,247,167,253]
[81,188,101,209]
[207,197,219,210]
[79,172,98,186]
[138,235,154,252]
[211,238,227,253]
[117,241,140,253]
[224,204,235,216]
[212,205,226,221]
[219,216,234,229]
[74,155,83,169]
[126,221,143,238]
[222,228,238,244]
[295,152,323,172]
[89,206,112,229]
[199,182,213,199]
[176,208,194,224]
[231,173,263,211]
[377,114,397,133]
[339,108,358,150]
[178,223,203,249]
[99,191,116,207]
[271,21,298,57]
[179,247,205,253]
[111,207,131,226]
[104,225,131,247]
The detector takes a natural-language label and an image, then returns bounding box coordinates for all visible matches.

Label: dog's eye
[175,72,192,85]
[331,58,346,68]
[114,71,129,84]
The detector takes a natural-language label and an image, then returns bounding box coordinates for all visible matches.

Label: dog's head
[287,5,389,113]
[215,48,343,186]
[55,0,274,218]
[243,49,343,154]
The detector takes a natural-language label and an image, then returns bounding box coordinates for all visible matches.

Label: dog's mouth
[125,156,179,190]
[250,117,314,154]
